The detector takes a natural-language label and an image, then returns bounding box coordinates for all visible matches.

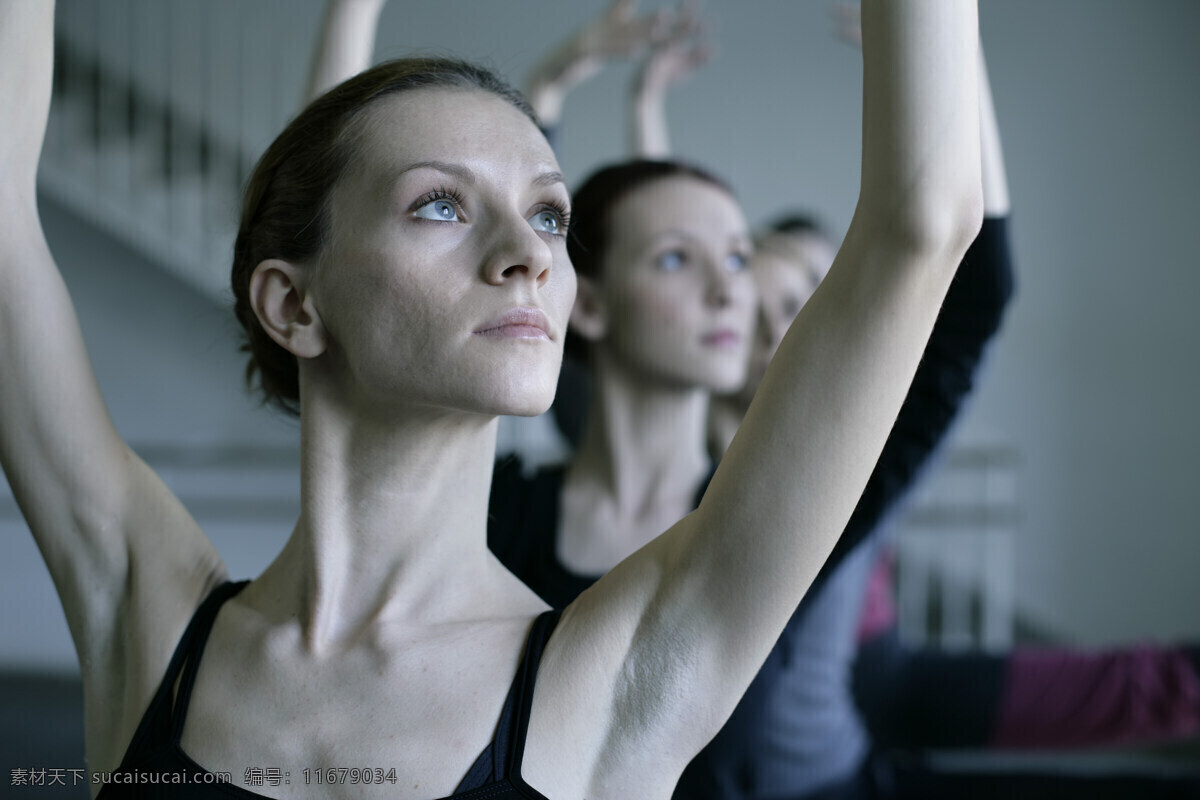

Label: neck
[707,392,749,461]
[258,391,504,651]
[571,352,712,518]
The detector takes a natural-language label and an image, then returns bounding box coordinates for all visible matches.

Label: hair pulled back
[564,159,734,362]
[231,58,537,415]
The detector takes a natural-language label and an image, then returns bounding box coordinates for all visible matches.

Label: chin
[487,373,558,417]
[697,357,751,395]
[709,374,749,395]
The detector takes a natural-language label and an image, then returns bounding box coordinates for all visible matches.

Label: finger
[601,11,672,58]
[654,8,701,49]
[631,7,676,48]
[608,0,640,22]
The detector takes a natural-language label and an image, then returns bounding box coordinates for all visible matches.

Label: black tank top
[96,581,560,799]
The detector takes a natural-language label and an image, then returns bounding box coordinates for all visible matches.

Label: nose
[482,213,554,289]
[705,262,734,309]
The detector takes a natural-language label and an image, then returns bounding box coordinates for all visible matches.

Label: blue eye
[726,252,749,272]
[656,250,686,271]
[413,194,461,222]
[530,209,563,235]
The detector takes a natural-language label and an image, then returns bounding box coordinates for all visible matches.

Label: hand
[635,1,714,102]
[527,0,673,124]
[630,1,713,159]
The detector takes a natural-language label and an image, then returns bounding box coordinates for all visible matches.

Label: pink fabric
[991,644,1200,748]
[856,547,899,644]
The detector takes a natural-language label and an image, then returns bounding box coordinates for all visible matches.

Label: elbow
[907,183,985,271]
[857,172,984,275]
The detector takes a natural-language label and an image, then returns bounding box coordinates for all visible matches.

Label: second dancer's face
[587,176,756,393]
[739,232,835,404]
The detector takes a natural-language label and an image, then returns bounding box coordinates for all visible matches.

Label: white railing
[40,0,320,303]
[892,444,1019,651]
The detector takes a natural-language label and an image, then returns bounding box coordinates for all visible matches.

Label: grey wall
[3,0,1198,673]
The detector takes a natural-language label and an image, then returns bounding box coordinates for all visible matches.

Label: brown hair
[231,58,538,415]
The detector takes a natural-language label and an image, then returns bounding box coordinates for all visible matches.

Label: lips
[702,328,742,348]
[474,307,552,340]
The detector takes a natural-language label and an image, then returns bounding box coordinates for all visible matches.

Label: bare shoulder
[520,524,716,798]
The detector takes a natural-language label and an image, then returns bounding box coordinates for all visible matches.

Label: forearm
[525,43,601,128]
[0,0,55,197]
[305,0,386,103]
[858,0,982,247]
[526,56,572,128]
[632,86,671,158]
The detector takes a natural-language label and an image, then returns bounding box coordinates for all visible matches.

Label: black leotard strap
[168,580,251,742]
[109,580,248,764]
[503,609,562,779]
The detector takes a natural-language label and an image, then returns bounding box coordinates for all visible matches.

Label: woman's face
[739,232,835,404]
[307,88,576,418]
[589,176,755,393]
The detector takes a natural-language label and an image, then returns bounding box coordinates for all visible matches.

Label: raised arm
[0,0,223,773]
[798,5,1014,584]
[531,2,983,789]
[630,2,712,158]
[691,0,982,673]
[305,0,387,103]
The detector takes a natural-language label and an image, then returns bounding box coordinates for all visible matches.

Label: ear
[248,259,327,359]
[569,275,608,343]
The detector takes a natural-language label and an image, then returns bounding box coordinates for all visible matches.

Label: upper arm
[305,0,387,103]
[0,204,226,661]
[810,215,1016,587]
[0,0,224,714]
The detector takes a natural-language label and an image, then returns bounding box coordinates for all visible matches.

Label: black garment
[488,461,715,609]
[489,464,594,609]
[851,630,1006,750]
[97,581,560,799]
[813,752,1200,800]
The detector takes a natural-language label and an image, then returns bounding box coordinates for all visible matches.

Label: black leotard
[97,581,560,799]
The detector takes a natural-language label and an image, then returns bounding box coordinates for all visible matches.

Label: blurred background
[2,0,1198,790]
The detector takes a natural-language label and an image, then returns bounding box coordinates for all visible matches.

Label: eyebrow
[395,161,566,191]
[532,170,566,188]
[652,229,753,247]
[397,160,477,184]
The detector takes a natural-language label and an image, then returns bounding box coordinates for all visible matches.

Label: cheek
[614,277,696,340]
[732,275,759,327]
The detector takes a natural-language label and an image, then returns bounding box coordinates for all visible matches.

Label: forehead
[346,87,558,190]
[608,176,748,246]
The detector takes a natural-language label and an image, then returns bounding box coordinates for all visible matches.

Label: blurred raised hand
[633,0,714,157]
[526,0,674,126]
